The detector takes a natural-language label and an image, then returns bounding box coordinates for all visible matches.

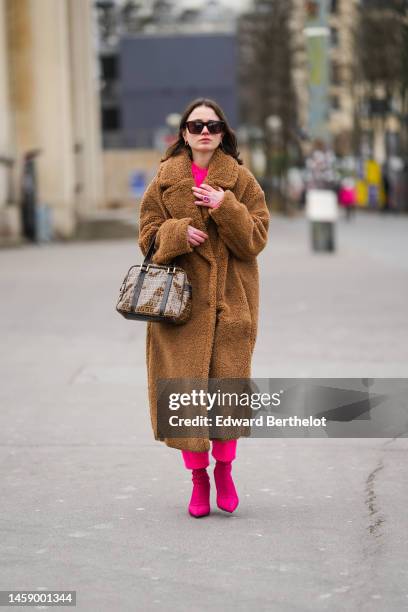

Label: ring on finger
[203,196,210,203]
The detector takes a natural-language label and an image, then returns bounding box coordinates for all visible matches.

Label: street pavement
[0,211,407,611]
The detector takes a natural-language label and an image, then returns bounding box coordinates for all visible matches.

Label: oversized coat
[138,146,270,452]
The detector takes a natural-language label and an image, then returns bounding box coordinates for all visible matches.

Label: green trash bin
[311,220,335,252]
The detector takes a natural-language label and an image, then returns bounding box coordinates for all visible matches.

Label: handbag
[115,233,192,324]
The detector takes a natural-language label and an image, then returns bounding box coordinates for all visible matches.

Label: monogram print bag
[115,233,192,324]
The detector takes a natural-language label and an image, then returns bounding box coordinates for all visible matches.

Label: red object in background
[338,185,356,208]
[164,134,177,145]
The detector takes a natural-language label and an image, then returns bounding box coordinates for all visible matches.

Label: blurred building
[355,0,407,163]
[0,0,103,242]
[290,0,309,136]
[301,0,359,155]
[96,0,246,210]
[97,0,241,149]
[304,0,407,165]
[113,34,238,149]
[236,0,361,159]
[303,0,331,145]
[327,0,359,155]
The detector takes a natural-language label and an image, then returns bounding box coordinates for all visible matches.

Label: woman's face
[182,105,224,155]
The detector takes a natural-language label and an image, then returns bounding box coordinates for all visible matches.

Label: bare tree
[354,1,407,151]
[238,0,301,211]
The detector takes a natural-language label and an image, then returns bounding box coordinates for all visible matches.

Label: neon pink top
[191,161,208,187]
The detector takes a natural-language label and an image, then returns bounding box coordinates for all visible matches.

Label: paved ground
[0,210,407,611]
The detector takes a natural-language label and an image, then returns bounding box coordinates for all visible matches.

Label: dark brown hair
[161,98,243,165]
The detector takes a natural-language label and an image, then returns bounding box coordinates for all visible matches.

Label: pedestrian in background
[382,166,391,213]
[138,98,270,518]
[338,176,356,220]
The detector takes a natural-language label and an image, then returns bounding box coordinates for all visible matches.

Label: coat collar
[157,146,239,190]
[157,147,239,265]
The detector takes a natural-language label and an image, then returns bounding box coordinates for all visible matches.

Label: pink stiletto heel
[213,461,239,513]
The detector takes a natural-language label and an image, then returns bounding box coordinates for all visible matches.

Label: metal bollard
[20,149,42,242]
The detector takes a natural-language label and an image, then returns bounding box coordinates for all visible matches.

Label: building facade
[0,0,103,242]
[327,0,359,155]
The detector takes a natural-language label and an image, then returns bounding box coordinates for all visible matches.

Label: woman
[138,98,270,518]
[338,176,356,220]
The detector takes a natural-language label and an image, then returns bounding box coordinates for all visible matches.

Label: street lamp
[266,115,282,134]
[266,115,283,198]
[166,113,181,130]
[246,126,266,177]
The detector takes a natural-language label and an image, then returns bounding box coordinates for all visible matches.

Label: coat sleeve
[208,170,270,261]
[138,176,194,265]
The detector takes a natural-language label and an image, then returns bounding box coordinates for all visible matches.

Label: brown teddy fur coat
[138,146,270,452]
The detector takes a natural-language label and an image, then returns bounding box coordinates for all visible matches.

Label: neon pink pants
[181,439,237,469]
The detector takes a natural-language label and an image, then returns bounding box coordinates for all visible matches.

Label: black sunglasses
[185,120,225,135]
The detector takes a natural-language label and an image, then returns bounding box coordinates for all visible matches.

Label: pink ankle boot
[214,461,239,513]
[188,468,210,518]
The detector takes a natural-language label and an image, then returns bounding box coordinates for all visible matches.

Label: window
[330,0,339,13]
[102,107,121,131]
[331,95,340,110]
[101,55,118,80]
[331,61,341,85]
[330,27,339,47]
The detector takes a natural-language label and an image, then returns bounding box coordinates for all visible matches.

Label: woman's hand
[187,225,208,247]
[192,184,225,209]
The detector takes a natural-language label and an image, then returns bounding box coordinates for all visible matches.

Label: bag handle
[143,233,158,265]
[142,231,176,267]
